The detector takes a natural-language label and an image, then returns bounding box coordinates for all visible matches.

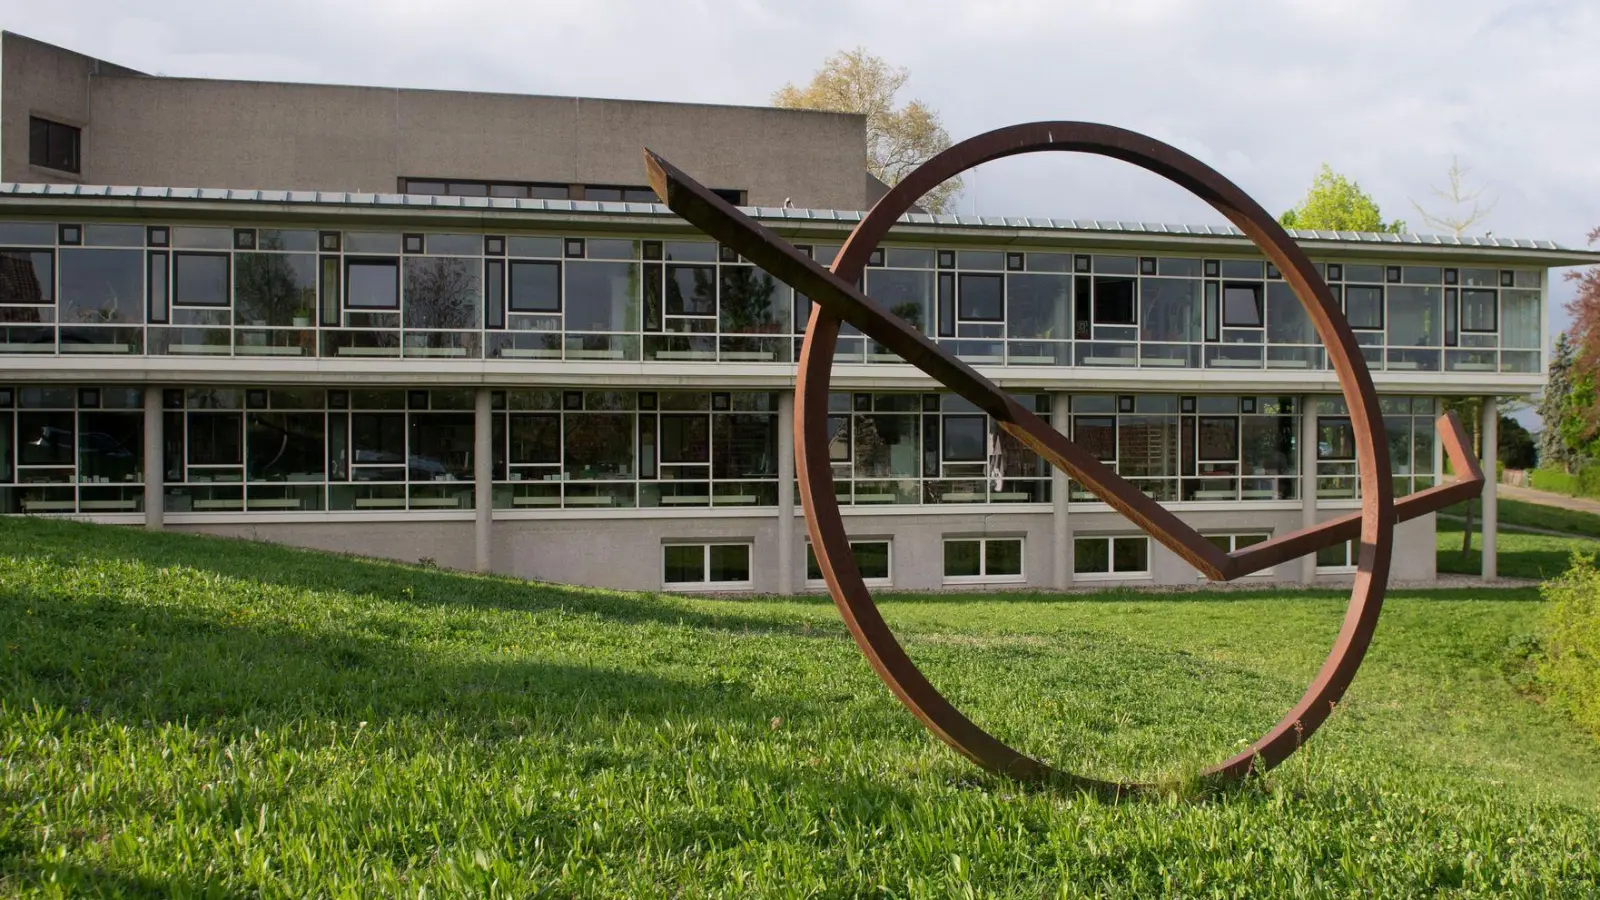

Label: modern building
[1,31,1592,592]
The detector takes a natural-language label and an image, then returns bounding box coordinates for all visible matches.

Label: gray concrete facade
[1,32,869,210]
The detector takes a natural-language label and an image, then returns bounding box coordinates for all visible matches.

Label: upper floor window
[29,117,80,174]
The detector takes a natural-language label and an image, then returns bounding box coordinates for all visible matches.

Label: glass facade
[0,385,1455,515]
[0,220,1546,374]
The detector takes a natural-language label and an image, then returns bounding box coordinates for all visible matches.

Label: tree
[1539,333,1582,472]
[1408,156,1496,236]
[1278,164,1406,233]
[1499,415,1537,470]
[774,48,960,214]
[1564,226,1600,444]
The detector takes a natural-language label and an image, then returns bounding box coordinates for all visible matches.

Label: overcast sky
[7,0,1597,342]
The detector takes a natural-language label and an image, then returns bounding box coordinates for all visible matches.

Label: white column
[1299,394,1318,583]
[143,386,163,530]
[474,388,493,573]
[1481,396,1498,580]
[1432,397,1444,485]
[1051,392,1072,590]
[776,389,796,594]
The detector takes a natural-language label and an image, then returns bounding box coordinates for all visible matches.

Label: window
[1074,536,1150,577]
[172,253,231,307]
[1222,284,1263,327]
[29,117,80,173]
[941,415,986,462]
[1205,533,1268,553]
[1093,276,1136,324]
[0,249,53,305]
[1344,285,1384,330]
[663,542,752,588]
[1460,289,1497,333]
[347,259,400,310]
[806,540,891,586]
[943,537,1024,583]
[506,260,561,312]
[1316,539,1358,571]
[957,273,1003,321]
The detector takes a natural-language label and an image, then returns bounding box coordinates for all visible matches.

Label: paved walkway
[1437,512,1587,538]
[1497,482,1600,516]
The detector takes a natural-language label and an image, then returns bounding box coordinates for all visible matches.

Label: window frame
[168,251,233,309]
[344,257,402,311]
[1073,534,1152,579]
[1221,282,1264,328]
[805,539,892,587]
[1459,288,1498,334]
[29,116,81,174]
[941,536,1025,585]
[661,541,753,590]
[508,259,563,313]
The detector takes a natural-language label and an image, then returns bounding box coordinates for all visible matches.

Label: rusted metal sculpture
[644,122,1485,793]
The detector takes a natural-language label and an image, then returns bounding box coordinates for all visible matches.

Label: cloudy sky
[8,0,1598,340]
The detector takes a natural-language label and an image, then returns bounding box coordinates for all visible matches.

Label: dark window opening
[1093,276,1136,325]
[30,117,80,173]
[1222,283,1263,327]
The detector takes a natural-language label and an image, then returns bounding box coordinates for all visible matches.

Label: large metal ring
[644,122,1484,794]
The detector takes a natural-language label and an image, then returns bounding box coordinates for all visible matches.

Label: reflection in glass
[235,253,316,325]
[59,248,143,324]
[566,261,640,331]
[1139,278,1200,342]
[404,257,481,329]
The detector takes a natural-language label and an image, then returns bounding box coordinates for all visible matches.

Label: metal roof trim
[0,182,1590,253]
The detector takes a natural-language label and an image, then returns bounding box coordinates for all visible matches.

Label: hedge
[1538,554,1600,740]
[1530,465,1600,499]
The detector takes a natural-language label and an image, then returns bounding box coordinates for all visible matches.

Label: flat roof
[4,182,1596,266]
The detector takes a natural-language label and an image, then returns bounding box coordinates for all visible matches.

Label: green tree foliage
[1561,226,1600,450]
[1537,554,1600,740]
[1540,333,1582,471]
[1278,164,1406,233]
[1499,414,1538,470]
[774,48,960,214]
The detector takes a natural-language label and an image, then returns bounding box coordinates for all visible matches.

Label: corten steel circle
[643,122,1485,794]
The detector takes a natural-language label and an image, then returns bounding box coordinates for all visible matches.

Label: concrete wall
[166,507,1437,594]
[1,32,869,210]
[0,32,145,184]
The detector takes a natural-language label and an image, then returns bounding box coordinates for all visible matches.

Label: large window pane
[409,413,474,481]
[985,539,1022,576]
[1118,416,1178,477]
[660,414,709,463]
[854,413,918,478]
[565,414,634,479]
[719,267,790,333]
[944,540,981,578]
[0,250,53,305]
[59,248,144,324]
[712,414,777,478]
[868,269,935,333]
[666,264,716,315]
[18,411,73,465]
[404,257,480,329]
[352,413,406,479]
[663,545,705,584]
[1500,290,1540,349]
[958,273,1003,321]
[348,259,400,310]
[188,412,242,465]
[1387,286,1442,347]
[1345,286,1383,330]
[1241,417,1297,476]
[566,261,640,331]
[235,253,316,325]
[77,411,142,483]
[1139,278,1200,342]
[1007,272,1070,339]
[509,261,561,312]
[1265,282,1314,344]
[942,415,986,461]
[708,544,750,583]
[509,414,560,464]
[173,253,230,307]
[246,412,325,481]
[1222,284,1262,327]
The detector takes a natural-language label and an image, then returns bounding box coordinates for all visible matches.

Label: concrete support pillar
[1481,396,1498,580]
[1432,397,1445,486]
[1051,392,1072,590]
[474,388,493,573]
[777,389,796,594]
[143,386,164,530]
[1298,394,1319,583]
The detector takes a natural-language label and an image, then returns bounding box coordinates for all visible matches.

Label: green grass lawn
[5,517,1600,897]
[1444,497,1600,539]
[1438,520,1600,580]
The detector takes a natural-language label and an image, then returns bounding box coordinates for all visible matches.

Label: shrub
[1537,553,1600,739]
[1530,464,1600,499]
